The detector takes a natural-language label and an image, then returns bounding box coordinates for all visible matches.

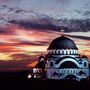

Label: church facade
[46,35,89,81]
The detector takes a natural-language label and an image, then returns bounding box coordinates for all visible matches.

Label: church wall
[46,68,89,80]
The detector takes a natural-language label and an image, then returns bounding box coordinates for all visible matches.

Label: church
[33,35,89,81]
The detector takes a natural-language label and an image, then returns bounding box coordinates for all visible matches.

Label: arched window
[54,50,56,54]
[50,62,53,67]
[69,50,71,54]
[58,50,60,54]
[64,75,77,80]
[62,50,64,55]
[84,62,87,67]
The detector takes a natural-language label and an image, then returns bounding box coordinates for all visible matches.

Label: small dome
[48,35,78,50]
[81,55,88,59]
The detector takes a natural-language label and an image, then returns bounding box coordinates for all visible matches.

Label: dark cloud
[15,9,26,13]
[9,20,70,33]
[83,11,90,18]
[0,28,9,34]
[0,27,15,35]
[9,18,90,32]
[74,9,90,18]
[9,20,58,31]
[0,28,7,34]
[0,59,33,68]
[11,54,31,60]
[18,40,49,46]
[65,34,90,40]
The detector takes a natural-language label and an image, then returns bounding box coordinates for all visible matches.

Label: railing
[46,68,89,76]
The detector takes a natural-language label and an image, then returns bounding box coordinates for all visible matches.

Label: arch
[58,50,60,54]
[62,50,64,54]
[55,58,80,68]
[78,71,86,76]
[64,74,78,80]
[82,60,89,68]
[53,50,55,54]
[84,62,87,67]
[59,61,78,68]
[50,62,53,67]
[54,50,56,54]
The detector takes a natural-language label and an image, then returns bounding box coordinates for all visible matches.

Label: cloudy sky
[0,0,90,69]
[0,0,90,19]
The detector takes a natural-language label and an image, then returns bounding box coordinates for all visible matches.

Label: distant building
[33,56,46,79]
[33,35,89,81]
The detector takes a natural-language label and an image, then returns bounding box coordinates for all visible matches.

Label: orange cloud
[0,24,90,64]
[27,61,38,68]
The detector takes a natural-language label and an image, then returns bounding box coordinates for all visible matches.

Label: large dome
[48,35,78,50]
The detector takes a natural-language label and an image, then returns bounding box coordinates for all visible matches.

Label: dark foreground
[0,79,90,90]
[0,70,90,90]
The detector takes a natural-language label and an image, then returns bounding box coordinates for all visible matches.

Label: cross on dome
[61,29,65,35]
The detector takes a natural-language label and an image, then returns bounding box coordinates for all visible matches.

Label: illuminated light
[33,68,41,73]
[28,74,32,79]
[33,68,36,73]
[34,75,37,78]
[33,68,37,73]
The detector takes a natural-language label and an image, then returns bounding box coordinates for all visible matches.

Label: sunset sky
[0,0,90,68]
